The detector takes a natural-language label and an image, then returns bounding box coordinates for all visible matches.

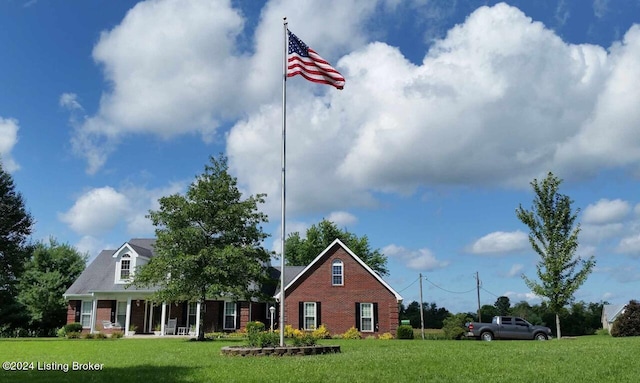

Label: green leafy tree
[516,172,595,339]
[479,304,498,322]
[494,296,511,316]
[285,219,388,276]
[132,155,271,340]
[611,300,640,337]
[0,161,34,334]
[511,301,543,325]
[442,313,472,340]
[17,238,86,335]
[400,301,450,329]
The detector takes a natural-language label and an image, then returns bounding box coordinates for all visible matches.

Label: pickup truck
[465,316,552,341]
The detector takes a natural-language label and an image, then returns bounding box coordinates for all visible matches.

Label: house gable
[275,239,402,302]
[112,241,152,284]
[277,239,402,335]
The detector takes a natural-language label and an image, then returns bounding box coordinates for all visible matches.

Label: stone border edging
[221,345,341,357]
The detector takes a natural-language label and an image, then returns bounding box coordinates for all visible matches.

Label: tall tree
[516,172,595,339]
[132,155,271,340]
[0,161,34,333]
[18,238,86,335]
[494,296,511,316]
[285,219,389,276]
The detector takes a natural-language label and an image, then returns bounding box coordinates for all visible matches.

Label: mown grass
[0,336,638,383]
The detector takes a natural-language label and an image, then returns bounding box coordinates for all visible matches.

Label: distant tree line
[400,295,606,337]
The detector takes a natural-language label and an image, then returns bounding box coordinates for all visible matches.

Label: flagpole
[279,16,287,348]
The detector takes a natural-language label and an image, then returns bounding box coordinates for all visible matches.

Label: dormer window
[119,254,131,281]
[332,259,343,286]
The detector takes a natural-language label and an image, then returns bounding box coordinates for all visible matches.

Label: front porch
[66,297,270,336]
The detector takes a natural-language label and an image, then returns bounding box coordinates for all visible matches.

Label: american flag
[287,30,345,90]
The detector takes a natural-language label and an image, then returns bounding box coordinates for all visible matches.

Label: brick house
[63,238,402,336]
[277,239,403,336]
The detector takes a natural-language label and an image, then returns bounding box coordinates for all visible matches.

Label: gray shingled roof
[64,239,157,296]
[64,238,304,299]
[603,304,627,323]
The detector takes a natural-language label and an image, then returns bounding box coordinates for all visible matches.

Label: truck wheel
[534,333,548,341]
[480,331,493,341]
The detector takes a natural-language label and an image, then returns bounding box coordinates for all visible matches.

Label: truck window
[502,317,513,324]
[515,318,527,326]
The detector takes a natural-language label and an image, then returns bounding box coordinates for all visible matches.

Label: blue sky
[2,0,640,314]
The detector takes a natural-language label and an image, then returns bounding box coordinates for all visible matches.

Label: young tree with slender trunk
[132,155,271,340]
[516,172,595,339]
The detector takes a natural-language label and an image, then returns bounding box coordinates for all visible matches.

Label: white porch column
[149,302,154,333]
[160,302,167,336]
[195,302,201,336]
[124,297,132,336]
[90,298,98,334]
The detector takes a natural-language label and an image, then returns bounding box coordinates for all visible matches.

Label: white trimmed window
[120,254,131,280]
[81,301,93,328]
[224,302,236,330]
[360,303,373,332]
[332,259,343,286]
[304,302,317,330]
[116,301,126,327]
[187,303,197,328]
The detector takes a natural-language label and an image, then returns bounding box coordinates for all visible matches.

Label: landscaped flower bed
[221,344,340,357]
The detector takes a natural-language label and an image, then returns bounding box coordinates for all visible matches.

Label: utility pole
[476,271,481,322]
[419,273,425,340]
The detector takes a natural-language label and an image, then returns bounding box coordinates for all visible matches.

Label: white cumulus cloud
[0,117,20,172]
[583,198,630,224]
[469,231,529,255]
[59,187,131,236]
[384,244,449,271]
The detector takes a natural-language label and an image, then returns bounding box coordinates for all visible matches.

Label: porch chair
[102,320,121,330]
[165,318,177,335]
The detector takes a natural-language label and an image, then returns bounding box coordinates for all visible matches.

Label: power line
[397,276,421,293]
[480,286,501,298]
[424,277,476,295]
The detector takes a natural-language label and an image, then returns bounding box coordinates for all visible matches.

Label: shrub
[442,313,472,340]
[66,332,81,339]
[595,328,609,336]
[312,324,331,339]
[111,331,124,339]
[284,324,296,338]
[56,327,66,338]
[64,323,83,334]
[81,332,94,339]
[379,332,394,340]
[611,300,640,337]
[396,325,414,339]
[247,331,280,348]
[94,332,107,339]
[245,321,265,334]
[341,326,361,340]
[291,332,317,347]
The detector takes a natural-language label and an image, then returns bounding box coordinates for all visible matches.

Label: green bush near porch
[0,336,639,382]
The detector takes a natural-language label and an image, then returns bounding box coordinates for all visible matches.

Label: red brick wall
[66,301,79,324]
[284,245,400,336]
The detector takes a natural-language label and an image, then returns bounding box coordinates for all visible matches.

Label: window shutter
[74,301,81,323]
[373,303,379,332]
[355,302,361,330]
[316,302,321,327]
[182,302,188,326]
[110,301,117,322]
[298,302,304,329]
[235,302,241,329]
[217,302,224,331]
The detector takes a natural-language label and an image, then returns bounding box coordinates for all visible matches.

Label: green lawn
[0,336,638,383]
